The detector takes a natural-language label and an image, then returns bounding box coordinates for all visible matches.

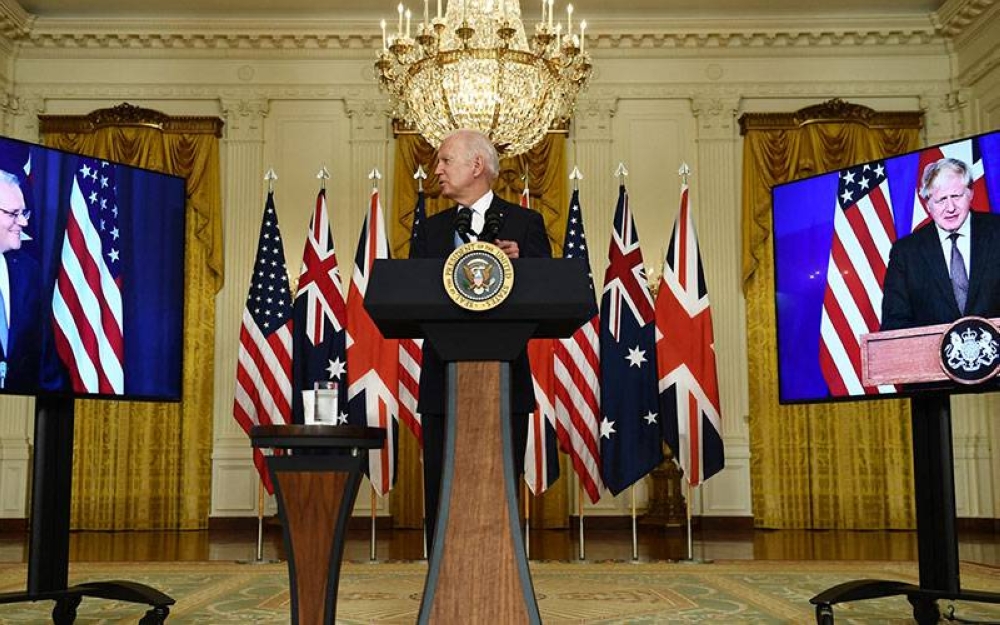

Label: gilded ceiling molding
[14,80,948,108]
[38,102,224,136]
[12,29,944,54]
[737,98,924,135]
[0,14,947,54]
[933,0,996,39]
[0,1,32,41]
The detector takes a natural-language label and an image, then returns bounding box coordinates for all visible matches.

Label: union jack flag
[346,187,399,495]
[52,157,124,394]
[655,179,724,487]
[526,334,560,495]
[599,185,662,495]
[292,187,347,424]
[552,188,603,503]
[818,161,898,396]
[523,184,560,495]
[232,191,293,494]
[398,191,424,444]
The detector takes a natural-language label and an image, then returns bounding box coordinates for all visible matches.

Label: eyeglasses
[0,207,30,221]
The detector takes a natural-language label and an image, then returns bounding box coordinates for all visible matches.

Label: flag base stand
[674,557,714,565]
[237,479,282,565]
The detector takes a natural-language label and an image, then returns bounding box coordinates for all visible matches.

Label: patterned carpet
[1,559,1000,623]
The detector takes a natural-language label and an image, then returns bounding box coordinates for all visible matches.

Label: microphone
[453,206,472,239]
[480,208,505,243]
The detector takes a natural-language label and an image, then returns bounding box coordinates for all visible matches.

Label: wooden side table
[250,424,385,625]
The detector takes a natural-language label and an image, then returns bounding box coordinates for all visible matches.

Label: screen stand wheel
[0,396,176,621]
[809,394,1000,623]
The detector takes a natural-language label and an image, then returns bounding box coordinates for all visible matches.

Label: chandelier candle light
[376,0,592,157]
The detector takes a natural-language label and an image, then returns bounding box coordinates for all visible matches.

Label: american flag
[655,179,724,487]
[552,188,603,503]
[397,190,425,445]
[346,187,399,496]
[232,190,293,494]
[599,185,662,495]
[291,187,347,424]
[522,184,561,495]
[818,161,898,396]
[910,138,992,232]
[51,157,124,394]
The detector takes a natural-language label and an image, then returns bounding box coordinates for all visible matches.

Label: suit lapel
[967,213,989,311]
[427,206,460,254]
[917,225,962,317]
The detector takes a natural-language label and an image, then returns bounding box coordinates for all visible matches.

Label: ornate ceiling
[15,0,947,20]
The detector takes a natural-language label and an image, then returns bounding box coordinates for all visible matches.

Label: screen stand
[0,395,175,623]
[810,393,1000,624]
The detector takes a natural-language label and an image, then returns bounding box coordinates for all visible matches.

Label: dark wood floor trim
[0,519,26,533]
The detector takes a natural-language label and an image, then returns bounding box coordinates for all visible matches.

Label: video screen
[0,135,186,401]
[772,130,1000,403]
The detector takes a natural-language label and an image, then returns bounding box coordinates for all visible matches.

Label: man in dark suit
[0,170,42,392]
[410,129,551,547]
[881,157,1000,331]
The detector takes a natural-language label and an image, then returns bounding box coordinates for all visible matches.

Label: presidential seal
[442,241,514,311]
[939,316,1000,385]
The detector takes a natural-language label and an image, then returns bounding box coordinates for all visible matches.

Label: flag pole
[413,163,429,560]
[238,469,279,565]
[523,480,531,559]
[256,479,266,561]
[569,164,585,562]
[681,480,713,564]
[414,164,426,194]
[421,451,428,560]
[317,165,330,190]
[615,162,629,187]
[577,482,585,560]
[630,485,638,561]
[370,487,378,561]
[685,479,693,561]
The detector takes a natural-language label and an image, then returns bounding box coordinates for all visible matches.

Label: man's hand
[495,239,519,259]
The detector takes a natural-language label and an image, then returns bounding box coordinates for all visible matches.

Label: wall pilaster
[690,95,752,517]
[211,96,275,517]
[571,97,618,283]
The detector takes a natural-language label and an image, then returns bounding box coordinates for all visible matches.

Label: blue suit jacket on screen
[2,250,42,392]
[881,212,1000,331]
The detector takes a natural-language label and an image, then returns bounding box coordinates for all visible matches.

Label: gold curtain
[740,99,922,528]
[390,131,571,528]
[40,103,224,530]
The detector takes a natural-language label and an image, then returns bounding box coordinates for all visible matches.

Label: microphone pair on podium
[454,206,504,243]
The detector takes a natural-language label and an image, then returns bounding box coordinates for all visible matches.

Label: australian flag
[291,187,348,424]
[599,184,663,495]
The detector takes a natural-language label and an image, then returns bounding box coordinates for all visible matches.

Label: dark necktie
[455,206,472,244]
[949,232,969,314]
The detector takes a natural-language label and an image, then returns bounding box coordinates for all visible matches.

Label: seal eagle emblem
[443,241,514,311]
[939,316,1000,385]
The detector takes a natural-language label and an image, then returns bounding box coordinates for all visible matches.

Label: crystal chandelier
[375,0,592,157]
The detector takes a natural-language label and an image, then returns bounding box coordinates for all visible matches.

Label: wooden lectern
[365,257,594,625]
[250,424,385,625]
[811,320,1000,624]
